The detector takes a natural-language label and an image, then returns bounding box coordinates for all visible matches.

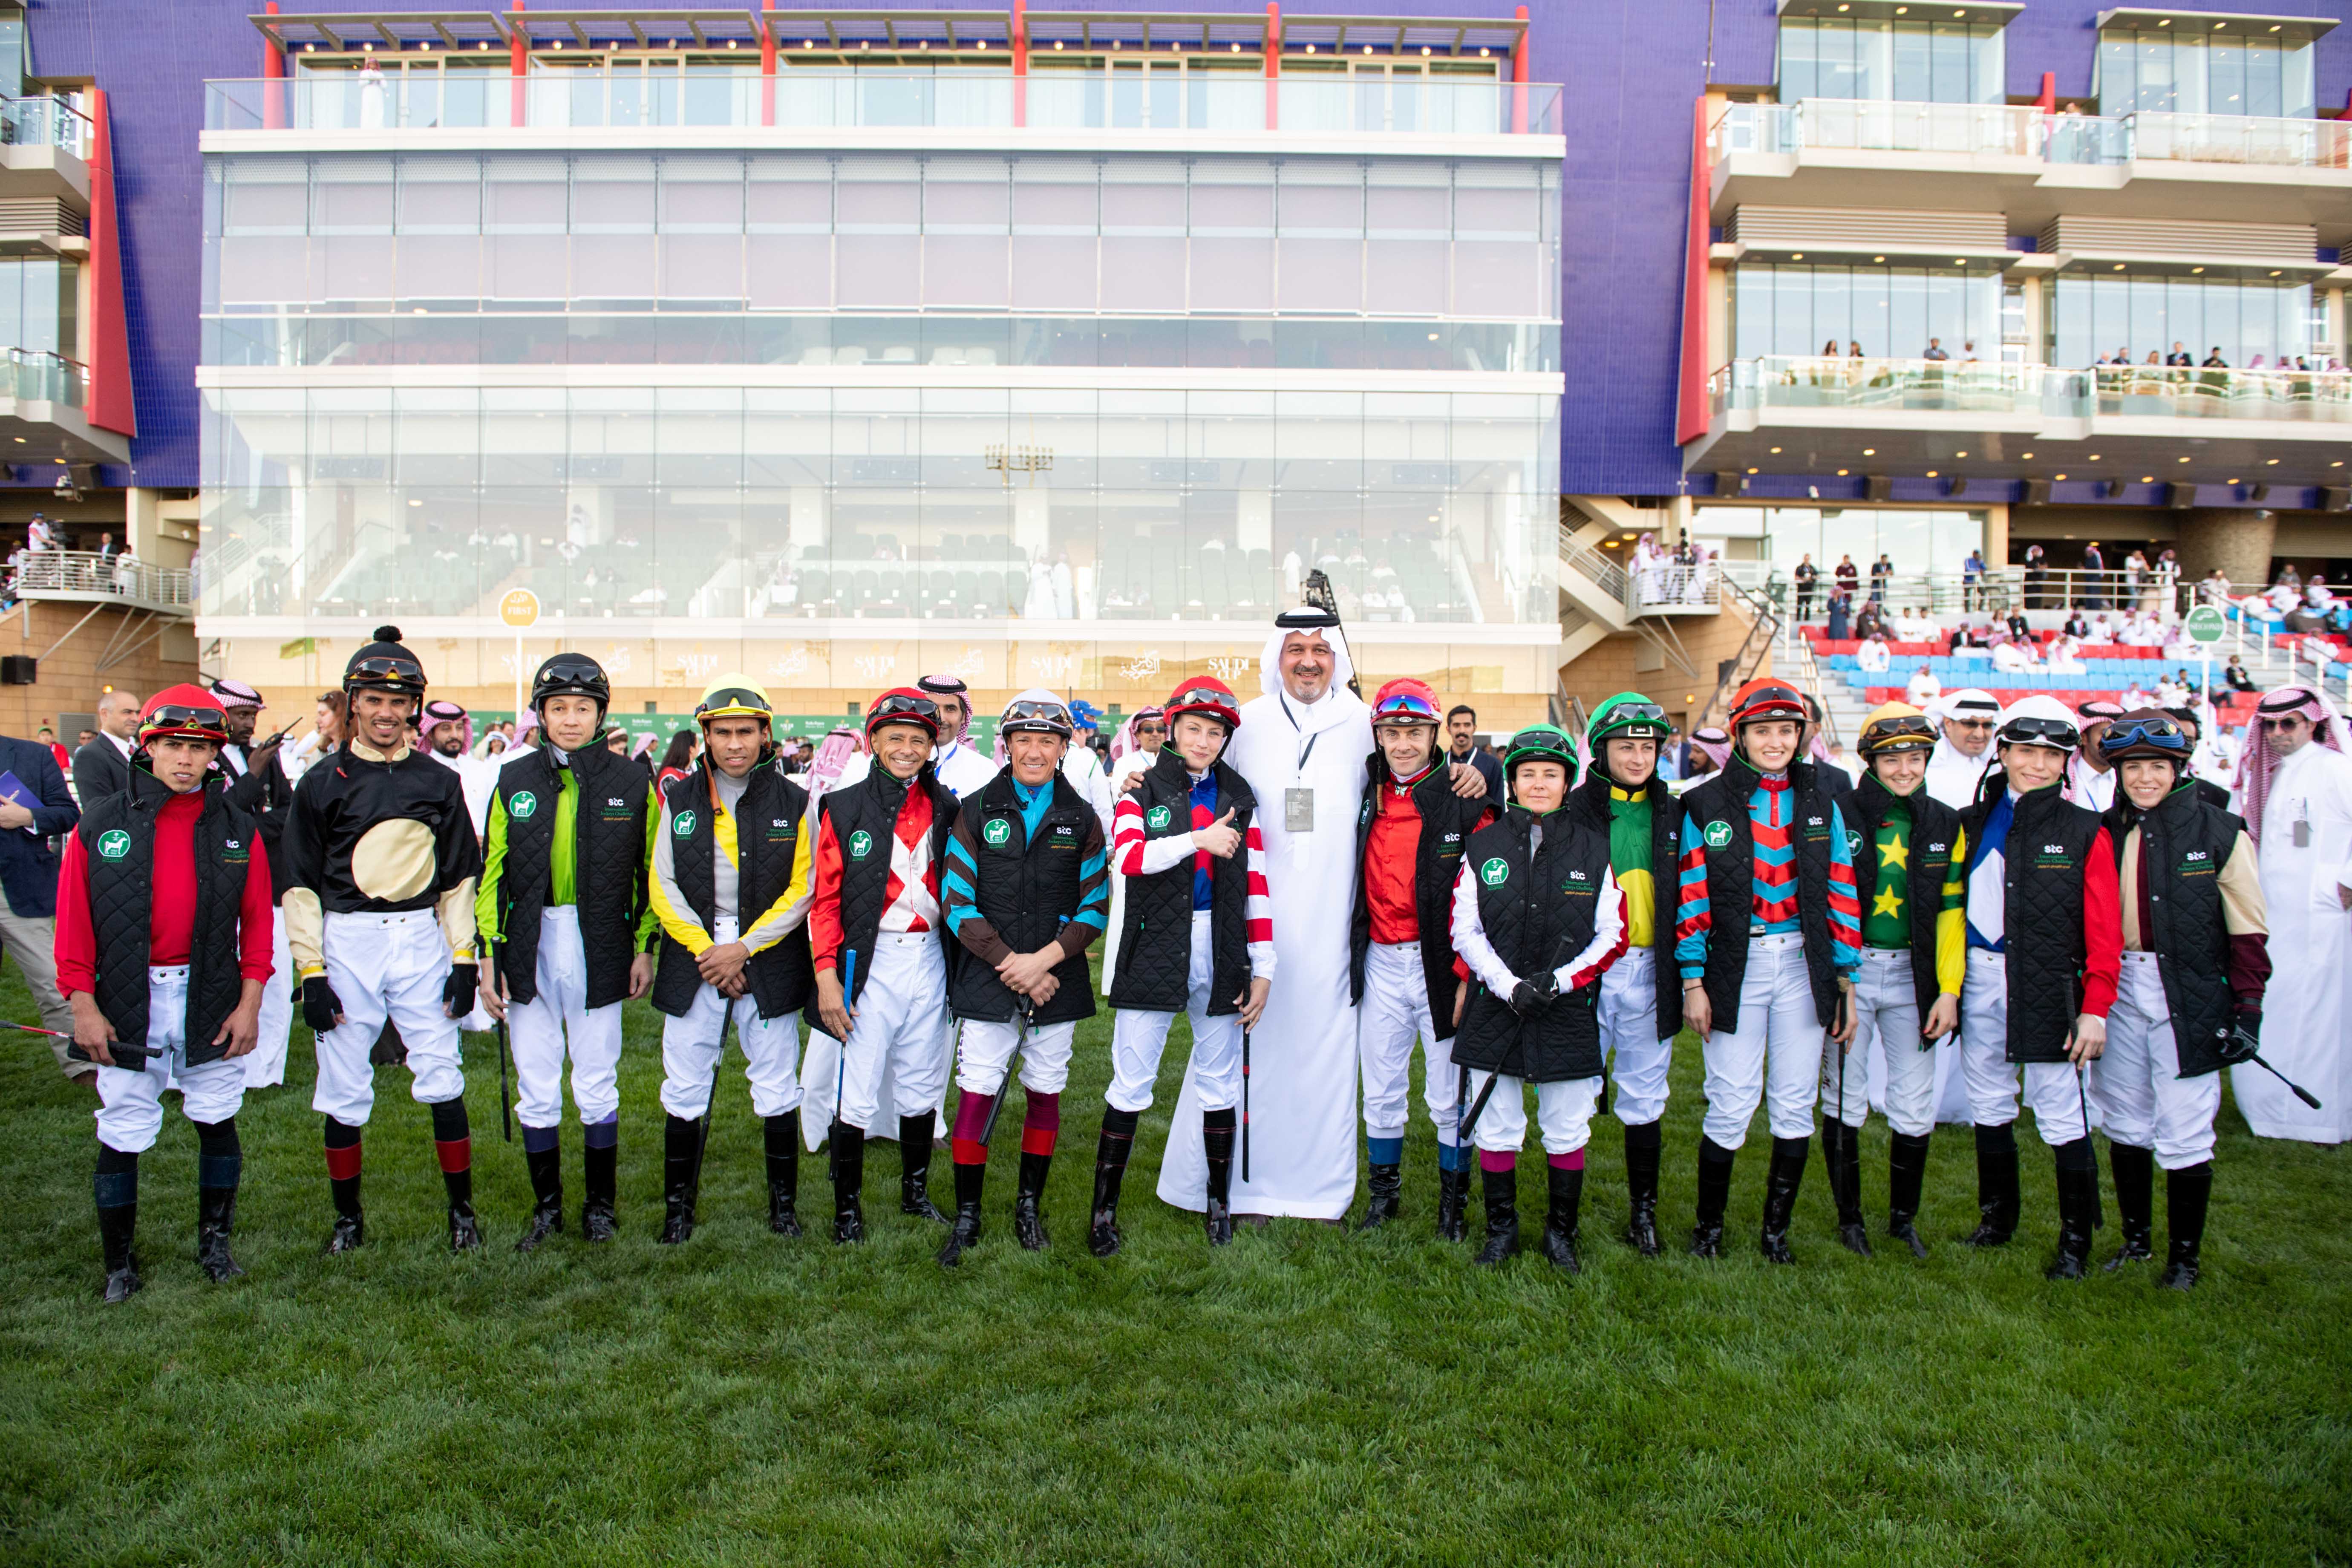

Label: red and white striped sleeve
[1112,792,1197,878]
[1556,868,1629,993]
[1244,821,1276,981]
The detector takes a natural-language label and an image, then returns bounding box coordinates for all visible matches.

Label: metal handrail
[1695,569,1781,729]
[1708,98,2352,171]
[8,551,195,611]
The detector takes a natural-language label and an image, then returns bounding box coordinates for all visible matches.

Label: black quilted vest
[1680,755,1842,1034]
[802,764,958,1030]
[2103,784,2241,1078]
[1852,773,1962,1025]
[1960,774,2103,1063]
[948,770,1097,1026]
[1452,805,1611,1082]
[490,740,651,1011]
[653,761,815,1021]
[1566,770,1683,1041]
[1348,755,1488,1041]
[72,769,257,1071]
[1106,747,1255,1016]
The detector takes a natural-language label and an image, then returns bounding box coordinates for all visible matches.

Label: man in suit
[71,690,140,804]
[0,728,84,1085]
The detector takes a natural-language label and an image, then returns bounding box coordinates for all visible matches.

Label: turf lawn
[0,955,2346,1566]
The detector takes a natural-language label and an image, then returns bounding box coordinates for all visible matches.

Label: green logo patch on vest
[96,829,130,861]
[849,829,875,861]
[1146,804,1173,830]
[1479,856,1510,887]
[672,810,698,837]
[1703,819,1733,849]
[509,790,538,820]
[983,818,1012,846]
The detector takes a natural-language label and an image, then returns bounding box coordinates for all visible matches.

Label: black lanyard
[1278,693,1321,777]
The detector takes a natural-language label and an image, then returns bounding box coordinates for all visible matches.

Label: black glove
[2219,1009,2261,1065]
[301,974,343,1033]
[1508,971,1560,1017]
[444,963,478,1019]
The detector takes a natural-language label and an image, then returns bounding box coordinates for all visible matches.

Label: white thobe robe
[1924,738,1992,811]
[1156,681,1370,1219]
[2236,743,2352,1142]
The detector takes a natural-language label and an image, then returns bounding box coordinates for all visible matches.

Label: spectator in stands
[1991,633,2039,674]
[1948,620,1989,658]
[1963,548,1987,610]
[1922,338,1949,362]
[2156,674,2189,709]
[2085,614,2116,645]
[25,514,52,551]
[2046,634,2087,675]
[69,691,141,803]
[1924,689,1999,808]
[1856,633,1891,675]
[2276,562,2303,592]
[2167,342,2193,367]
[2225,654,2257,693]
[2124,680,2154,709]
[1869,553,1893,605]
[1444,704,1503,798]
[2154,547,2180,611]
[2122,549,2147,608]
[1794,554,1819,621]
[2196,568,2231,607]
[2062,604,2090,639]
[1855,601,1887,642]
[1907,664,1941,707]
[2005,608,2032,643]
[2023,543,2050,608]
[1826,585,1852,641]
[1834,554,1859,599]
[95,531,121,562]
[2082,542,2107,609]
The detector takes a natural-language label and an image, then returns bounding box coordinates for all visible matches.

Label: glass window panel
[746,234,831,308]
[2248,37,2283,118]
[2210,37,2247,114]
[1892,21,1931,103]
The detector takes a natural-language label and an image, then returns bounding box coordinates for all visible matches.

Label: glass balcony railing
[0,93,91,159]
[0,348,86,408]
[202,72,1562,137]
[1708,355,2352,424]
[1709,100,2352,170]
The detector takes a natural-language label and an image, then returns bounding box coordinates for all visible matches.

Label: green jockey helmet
[1586,692,1671,747]
[1502,722,1579,779]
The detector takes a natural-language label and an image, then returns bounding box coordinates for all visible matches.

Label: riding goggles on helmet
[1860,714,1937,753]
[140,704,229,741]
[697,687,772,723]
[867,692,938,726]
[1504,727,1577,767]
[1998,716,2080,749]
[2098,717,2189,754]
[1593,700,1669,737]
[1371,691,1442,723]
[1001,698,1074,733]
[347,654,425,688]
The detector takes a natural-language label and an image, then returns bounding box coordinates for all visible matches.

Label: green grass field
[1,955,2346,1566]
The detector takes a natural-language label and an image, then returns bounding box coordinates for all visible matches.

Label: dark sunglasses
[1947,717,1997,730]
[2260,715,2309,731]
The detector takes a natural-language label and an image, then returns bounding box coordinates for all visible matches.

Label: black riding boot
[432,1100,481,1254]
[765,1111,803,1239]
[830,1120,867,1244]
[1202,1108,1237,1246]
[515,1139,564,1254]
[195,1120,244,1282]
[938,1159,986,1268]
[1435,1159,1470,1242]
[1473,1164,1519,1266]
[1759,1136,1808,1265]
[2159,1160,2212,1291]
[1962,1122,2020,1247]
[2044,1142,2098,1280]
[1823,1120,1872,1258]
[581,1133,618,1242]
[96,1147,139,1303]
[1886,1130,1932,1258]
[1013,1150,1051,1251]
[1357,1161,1403,1231]
[1090,1108,1139,1257]
[658,1114,702,1245]
[2103,1141,2155,1272]
[1621,1118,1662,1256]
[899,1112,947,1223]
[1537,1162,1583,1274]
[1690,1138,1735,1258]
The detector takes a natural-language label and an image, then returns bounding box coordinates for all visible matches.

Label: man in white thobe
[1924,690,1999,810]
[2231,686,2352,1142]
[1156,612,1482,1219]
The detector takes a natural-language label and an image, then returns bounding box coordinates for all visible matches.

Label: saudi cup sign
[2185,604,2225,700]
[502,590,541,722]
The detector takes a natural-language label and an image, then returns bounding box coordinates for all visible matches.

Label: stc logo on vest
[672,810,698,837]
[1703,820,1733,849]
[849,830,875,861]
[509,791,538,820]
[1146,805,1173,830]
[1479,857,1510,887]
[983,818,1012,845]
[97,829,131,861]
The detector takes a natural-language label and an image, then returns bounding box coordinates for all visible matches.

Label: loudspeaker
[2323,487,2352,513]
[1948,476,1968,498]
[2167,483,2196,509]
[1712,470,1743,496]
[2022,479,2051,505]
[2102,478,2127,499]
[0,656,33,686]
[1864,474,1892,502]
[2250,484,2271,502]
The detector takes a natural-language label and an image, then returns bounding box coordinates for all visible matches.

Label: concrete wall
[0,599,199,738]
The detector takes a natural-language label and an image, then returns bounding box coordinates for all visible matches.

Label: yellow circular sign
[499,588,541,629]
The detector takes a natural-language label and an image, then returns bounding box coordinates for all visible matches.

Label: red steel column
[1511,5,1528,135]
[761,0,778,126]
[1264,2,1280,130]
[261,1,286,130]
[510,1,529,128]
[1012,0,1028,128]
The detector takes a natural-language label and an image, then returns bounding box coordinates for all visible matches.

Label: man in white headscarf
[829,673,996,802]
[1155,609,1483,1219]
[2231,685,2352,1141]
[1925,689,2000,810]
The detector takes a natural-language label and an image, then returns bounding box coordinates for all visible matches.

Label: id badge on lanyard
[1281,696,1320,836]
